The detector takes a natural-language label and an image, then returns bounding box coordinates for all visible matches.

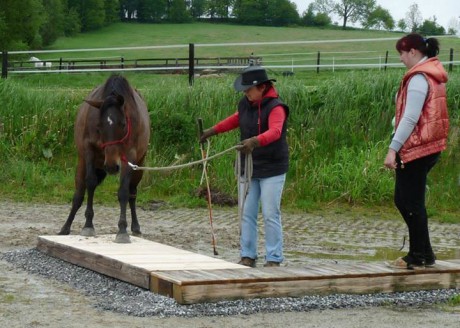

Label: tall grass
[0,70,459,218]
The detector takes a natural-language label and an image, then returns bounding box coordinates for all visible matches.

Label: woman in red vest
[200,65,289,268]
[384,33,449,269]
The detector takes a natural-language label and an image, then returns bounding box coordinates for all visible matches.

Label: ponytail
[425,37,440,58]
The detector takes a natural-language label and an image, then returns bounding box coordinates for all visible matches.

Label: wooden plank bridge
[37,235,460,305]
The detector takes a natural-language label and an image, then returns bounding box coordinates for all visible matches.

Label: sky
[292,0,459,30]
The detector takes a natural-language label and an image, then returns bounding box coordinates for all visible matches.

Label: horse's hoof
[80,227,96,237]
[115,233,131,243]
[58,229,70,235]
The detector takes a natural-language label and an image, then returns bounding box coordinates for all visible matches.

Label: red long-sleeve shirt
[213,88,286,147]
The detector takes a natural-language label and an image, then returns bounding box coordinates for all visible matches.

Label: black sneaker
[404,255,425,270]
[425,257,436,268]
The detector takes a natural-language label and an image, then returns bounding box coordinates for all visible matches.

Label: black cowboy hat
[233,65,276,92]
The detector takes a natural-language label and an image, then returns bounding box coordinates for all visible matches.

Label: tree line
[0,0,453,52]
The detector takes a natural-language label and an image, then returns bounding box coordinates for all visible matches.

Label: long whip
[197,118,218,256]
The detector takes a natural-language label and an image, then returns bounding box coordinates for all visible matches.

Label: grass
[448,294,460,306]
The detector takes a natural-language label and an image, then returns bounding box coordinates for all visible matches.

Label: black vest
[238,96,289,178]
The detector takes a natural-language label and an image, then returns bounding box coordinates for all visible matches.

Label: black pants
[394,152,440,265]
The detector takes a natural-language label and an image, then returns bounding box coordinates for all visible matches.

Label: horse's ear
[85,99,103,109]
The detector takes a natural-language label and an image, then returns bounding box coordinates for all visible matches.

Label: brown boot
[263,261,280,267]
[238,257,256,268]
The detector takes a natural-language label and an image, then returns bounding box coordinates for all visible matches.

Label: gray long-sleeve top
[390,70,429,152]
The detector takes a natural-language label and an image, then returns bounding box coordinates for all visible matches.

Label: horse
[29,56,52,68]
[59,74,150,243]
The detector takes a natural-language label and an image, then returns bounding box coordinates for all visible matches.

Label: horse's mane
[102,74,135,103]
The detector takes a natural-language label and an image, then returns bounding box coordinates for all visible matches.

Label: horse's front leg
[80,165,103,237]
[129,170,144,236]
[115,168,131,243]
[59,158,86,235]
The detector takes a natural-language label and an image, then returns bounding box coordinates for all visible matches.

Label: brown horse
[59,75,150,243]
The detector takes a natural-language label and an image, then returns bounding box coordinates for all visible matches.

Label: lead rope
[236,152,253,237]
[128,145,240,171]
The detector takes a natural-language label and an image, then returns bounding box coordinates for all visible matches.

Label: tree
[363,5,394,31]
[301,3,316,26]
[301,3,331,27]
[190,0,206,18]
[120,0,139,20]
[313,0,376,29]
[266,0,299,26]
[405,3,422,32]
[397,18,407,32]
[419,17,446,35]
[67,0,106,31]
[0,13,7,50]
[233,0,265,25]
[137,0,167,22]
[207,0,234,19]
[0,0,46,50]
[63,7,81,36]
[447,17,459,35]
[104,0,121,24]
[167,0,191,23]
[40,0,66,46]
[234,0,298,26]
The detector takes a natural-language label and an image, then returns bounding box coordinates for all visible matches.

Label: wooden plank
[38,235,244,271]
[37,235,244,289]
[37,236,151,289]
[173,271,460,304]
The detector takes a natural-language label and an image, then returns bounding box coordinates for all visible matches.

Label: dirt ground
[1,200,459,328]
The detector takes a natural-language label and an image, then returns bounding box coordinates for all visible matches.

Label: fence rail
[2,39,458,83]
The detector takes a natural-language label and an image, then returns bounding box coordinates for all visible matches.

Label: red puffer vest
[395,57,449,164]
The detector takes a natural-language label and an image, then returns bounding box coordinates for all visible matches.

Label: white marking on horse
[107,116,113,126]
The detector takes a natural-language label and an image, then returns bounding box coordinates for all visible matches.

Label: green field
[19,22,460,69]
[1,23,459,222]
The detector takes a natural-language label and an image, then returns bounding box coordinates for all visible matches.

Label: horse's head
[86,95,129,175]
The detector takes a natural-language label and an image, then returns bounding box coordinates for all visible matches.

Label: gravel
[2,248,459,318]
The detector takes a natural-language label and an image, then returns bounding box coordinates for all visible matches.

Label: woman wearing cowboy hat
[200,65,289,268]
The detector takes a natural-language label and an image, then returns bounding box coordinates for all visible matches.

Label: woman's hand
[384,149,398,170]
[200,128,216,143]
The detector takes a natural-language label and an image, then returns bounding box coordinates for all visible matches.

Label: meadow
[1,23,459,222]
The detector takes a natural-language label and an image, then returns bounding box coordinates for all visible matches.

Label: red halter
[100,115,131,162]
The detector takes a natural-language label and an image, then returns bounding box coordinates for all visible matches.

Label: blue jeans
[239,173,286,263]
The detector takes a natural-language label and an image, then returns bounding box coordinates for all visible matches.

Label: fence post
[189,43,195,86]
[316,51,320,74]
[1,51,7,79]
[121,56,124,69]
[449,48,453,72]
[384,51,389,71]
